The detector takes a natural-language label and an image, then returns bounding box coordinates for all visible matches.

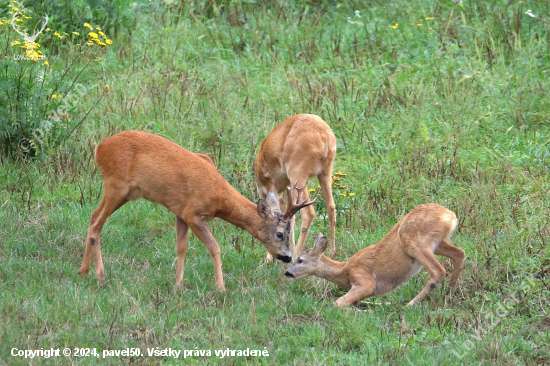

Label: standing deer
[78,131,314,291]
[285,204,465,306]
[254,114,337,258]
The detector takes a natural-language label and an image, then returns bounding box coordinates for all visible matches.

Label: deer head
[11,11,49,52]
[285,232,328,280]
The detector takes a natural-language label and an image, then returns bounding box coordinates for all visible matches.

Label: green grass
[1,0,549,364]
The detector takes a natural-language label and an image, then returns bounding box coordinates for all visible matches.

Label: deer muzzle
[277,254,292,263]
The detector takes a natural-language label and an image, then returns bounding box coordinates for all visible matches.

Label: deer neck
[315,256,351,288]
[217,187,266,242]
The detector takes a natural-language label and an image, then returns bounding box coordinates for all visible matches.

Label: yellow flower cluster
[390,17,434,31]
[300,171,355,198]
[84,24,113,47]
[20,40,44,61]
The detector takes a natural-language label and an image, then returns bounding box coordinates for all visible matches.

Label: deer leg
[318,172,336,257]
[78,182,128,281]
[405,245,447,306]
[188,219,225,292]
[335,280,375,307]
[435,239,465,289]
[175,216,189,287]
[294,194,315,257]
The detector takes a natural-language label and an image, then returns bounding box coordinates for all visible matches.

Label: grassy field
[1,0,549,364]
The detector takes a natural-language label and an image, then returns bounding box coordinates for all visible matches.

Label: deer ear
[257,199,273,219]
[265,191,280,210]
[312,232,328,256]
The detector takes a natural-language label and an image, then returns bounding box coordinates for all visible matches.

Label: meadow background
[1,0,549,364]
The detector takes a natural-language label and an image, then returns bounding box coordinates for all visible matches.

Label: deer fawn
[78,131,314,291]
[254,114,337,258]
[285,204,465,306]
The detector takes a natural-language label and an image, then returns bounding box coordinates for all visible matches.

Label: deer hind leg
[335,279,375,307]
[318,172,336,257]
[78,181,128,281]
[435,239,465,289]
[188,219,225,292]
[175,216,189,287]
[405,243,447,306]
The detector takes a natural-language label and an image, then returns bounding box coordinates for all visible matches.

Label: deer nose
[277,254,292,263]
[284,271,294,278]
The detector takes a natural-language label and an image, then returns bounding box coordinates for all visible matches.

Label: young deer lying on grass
[285,204,465,306]
[254,114,337,258]
[78,130,314,291]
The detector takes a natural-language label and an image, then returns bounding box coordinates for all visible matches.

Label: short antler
[282,181,318,220]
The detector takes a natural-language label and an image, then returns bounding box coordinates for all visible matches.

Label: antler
[11,12,27,39]
[11,12,49,44]
[282,181,319,220]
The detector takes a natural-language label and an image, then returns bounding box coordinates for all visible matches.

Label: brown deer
[254,114,337,258]
[78,130,314,291]
[285,204,465,306]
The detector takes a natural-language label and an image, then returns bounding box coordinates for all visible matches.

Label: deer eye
[276,232,284,239]
[297,259,303,264]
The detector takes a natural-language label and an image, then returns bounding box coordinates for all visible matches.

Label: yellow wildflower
[0,21,4,26]
[58,95,62,98]
[86,41,94,46]
[105,39,113,45]
[309,188,316,192]
[349,193,355,197]
[98,31,106,38]
[11,40,20,46]
[72,32,79,35]
[339,185,348,189]
[96,27,102,31]
[425,17,434,20]
[417,24,423,26]
[104,85,110,93]
[51,95,57,99]
[318,186,321,189]
[333,176,341,181]
[15,18,23,22]
[42,60,49,66]
[54,32,62,39]
[88,32,98,39]
[97,57,103,61]
[97,41,106,47]
[46,28,51,31]
[341,193,346,197]
[12,7,19,11]
[391,23,398,29]
[428,28,433,31]
[84,23,93,30]
[23,15,31,19]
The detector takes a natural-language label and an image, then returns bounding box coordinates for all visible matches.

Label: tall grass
[0,0,549,364]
